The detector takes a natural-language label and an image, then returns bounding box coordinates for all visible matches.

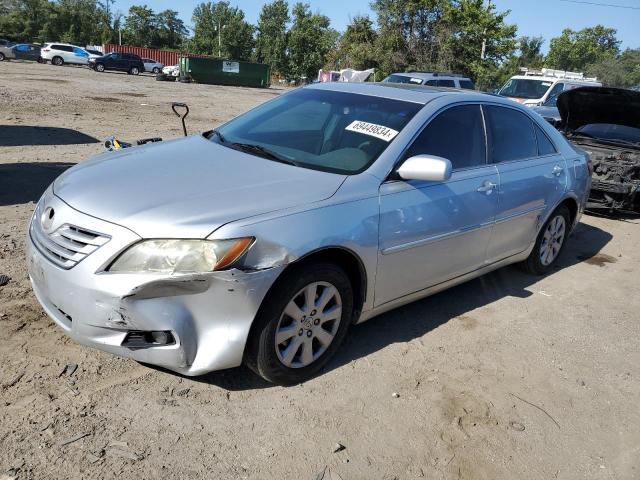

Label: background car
[84,48,104,60]
[142,58,164,74]
[0,42,15,61]
[0,39,14,47]
[89,52,145,75]
[162,64,180,77]
[41,43,89,66]
[531,92,561,126]
[0,43,41,62]
[382,71,475,89]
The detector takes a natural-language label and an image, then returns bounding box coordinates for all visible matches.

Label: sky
[115,0,640,52]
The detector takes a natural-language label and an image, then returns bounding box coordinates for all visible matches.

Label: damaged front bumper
[26,193,282,376]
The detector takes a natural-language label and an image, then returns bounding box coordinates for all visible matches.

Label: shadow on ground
[0,126,98,147]
[0,162,74,206]
[169,222,613,391]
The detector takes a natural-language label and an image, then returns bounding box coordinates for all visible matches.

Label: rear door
[483,104,567,263]
[376,104,499,306]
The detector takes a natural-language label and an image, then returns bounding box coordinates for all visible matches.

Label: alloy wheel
[539,215,566,266]
[275,281,342,368]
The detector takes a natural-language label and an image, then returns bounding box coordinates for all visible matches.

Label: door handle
[477,180,497,194]
[552,165,563,176]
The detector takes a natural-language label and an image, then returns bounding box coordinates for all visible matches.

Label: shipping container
[102,44,208,67]
[179,57,271,88]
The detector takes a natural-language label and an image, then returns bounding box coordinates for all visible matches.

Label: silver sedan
[27,83,592,384]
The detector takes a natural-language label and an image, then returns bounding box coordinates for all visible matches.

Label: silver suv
[383,71,475,89]
[27,83,591,385]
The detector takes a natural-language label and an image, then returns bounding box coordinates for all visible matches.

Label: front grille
[31,220,110,269]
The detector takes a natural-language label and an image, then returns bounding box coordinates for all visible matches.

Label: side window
[484,105,537,163]
[459,79,475,90]
[405,105,487,170]
[73,47,88,57]
[437,79,455,87]
[534,123,557,156]
[547,82,564,98]
[424,80,438,86]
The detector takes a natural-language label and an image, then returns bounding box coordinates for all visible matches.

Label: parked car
[84,48,104,60]
[531,92,561,126]
[41,43,90,66]
[0,43,41,62]
[558,86,640,213]
[162,64,180,77]
[89,52,145,75]
[498,68,601,106]
[0,39,14,47]
[142,58,164,74]
[27,83,591,385]
[382,71,475,90]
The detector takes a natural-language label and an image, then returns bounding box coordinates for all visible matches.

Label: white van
[498,68,601,106]
[41,43,90,66]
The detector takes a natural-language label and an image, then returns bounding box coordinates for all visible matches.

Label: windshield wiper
[229,142,300,166]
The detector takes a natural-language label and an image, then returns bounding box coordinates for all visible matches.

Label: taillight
[587,158,594,176]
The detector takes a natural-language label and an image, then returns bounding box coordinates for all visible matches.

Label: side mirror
[397,155,452,182]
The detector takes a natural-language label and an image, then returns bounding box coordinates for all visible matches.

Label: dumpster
[179,57,271,88]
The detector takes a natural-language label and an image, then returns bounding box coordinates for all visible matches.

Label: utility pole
[217,20,225,58]
[480,0,492,60]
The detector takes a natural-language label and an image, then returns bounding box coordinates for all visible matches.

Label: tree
[329,15,378,70]
[157,9,188,49]
[586,48,640,88]
[192,1,254,60]
[123,5,158,48]
[546,25,620,71]
[288,2,336,80]
[254,0,289,75]
[0,0,51,43]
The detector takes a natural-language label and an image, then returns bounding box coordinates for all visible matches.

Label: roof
[509,75,600,84]
[307,81,510,106]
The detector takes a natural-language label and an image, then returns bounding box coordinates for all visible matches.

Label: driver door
[375,104,499,306]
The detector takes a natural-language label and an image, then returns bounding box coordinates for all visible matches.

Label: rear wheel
[521,205,570,275]
[0,53,5,61]
[246,263,353,385]
[129,66,140,75]
[52,56,64,66]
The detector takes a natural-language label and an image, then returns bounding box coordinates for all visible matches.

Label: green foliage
[328,15,378,71]
[586,48,640,88]
[191,1,254,60]
[288,2,336,80]
[254,0,289,75]
[546,25,620,71]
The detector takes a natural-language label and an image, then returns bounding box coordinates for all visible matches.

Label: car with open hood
[558,86,640,213]
[27,83,592,385]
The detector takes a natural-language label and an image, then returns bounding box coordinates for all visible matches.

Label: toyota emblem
[41,207,55,231]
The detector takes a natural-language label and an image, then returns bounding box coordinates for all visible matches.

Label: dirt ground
[1,61,639,480]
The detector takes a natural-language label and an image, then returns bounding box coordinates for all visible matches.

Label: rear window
[425,79,456,87]
[383,74,423,85]
[534,124,557,156]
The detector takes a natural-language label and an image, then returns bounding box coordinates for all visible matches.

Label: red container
[102,44,209,66]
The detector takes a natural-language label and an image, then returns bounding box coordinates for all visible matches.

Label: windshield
[543,93,559,107]
[499,78,553,99]
[383,74,423,85]
[211,88,422,174]
[575,124,640,144]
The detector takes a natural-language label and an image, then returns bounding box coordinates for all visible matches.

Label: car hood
[54,135,346,238]
[558,87,640,132]
[531,105,560,121]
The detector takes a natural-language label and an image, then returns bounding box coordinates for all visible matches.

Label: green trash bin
[179,57,271,88]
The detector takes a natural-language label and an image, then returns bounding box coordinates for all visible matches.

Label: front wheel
[521,205,571,275]
[0,53,5,61]
[152,66,160,74]
[95,63,105,72]
[246,263,353,385]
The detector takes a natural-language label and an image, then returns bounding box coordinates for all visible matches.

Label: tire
[152,67,160,74]
[246,262,354,385]
[155,73,167,81]
[52,56,64,66]
[0,53,5,61]
[95,63,105,72]
[129,66,140,75]
[520,205,571,275]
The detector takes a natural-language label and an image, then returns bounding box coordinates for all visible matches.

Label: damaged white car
[27,83,591,384]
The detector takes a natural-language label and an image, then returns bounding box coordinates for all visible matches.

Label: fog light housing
[122,330,175,349]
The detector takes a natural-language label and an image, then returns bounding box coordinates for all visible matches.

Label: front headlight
[108,238,254,274]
